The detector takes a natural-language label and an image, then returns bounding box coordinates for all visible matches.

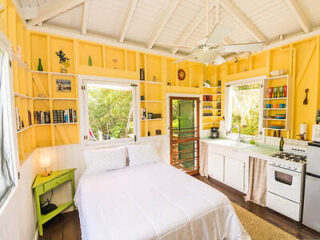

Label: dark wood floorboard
[39,175,320,240]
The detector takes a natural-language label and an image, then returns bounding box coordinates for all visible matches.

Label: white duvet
[75,162,250,240]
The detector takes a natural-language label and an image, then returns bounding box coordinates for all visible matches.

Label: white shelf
[203,115,221,118]
[264,97,287,100]
[263,118,287,121]
[203,86,221,89]
[141,118,163,121]
[263,128,287,131]
[31,70,77,77]
[16,125,34,133]
[14,92,33,99]
[263,108,287,110]
[14,92,78,101]
[203,122,220,125]
[265,75,288,80]
[140,80,162,85]
[141,100,163,103]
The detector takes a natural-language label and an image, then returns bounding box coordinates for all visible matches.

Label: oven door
[267,165,302,203]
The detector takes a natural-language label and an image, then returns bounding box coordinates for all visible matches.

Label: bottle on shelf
[37,58,43,71]
[279,136,284,151]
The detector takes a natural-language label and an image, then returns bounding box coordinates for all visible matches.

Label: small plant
[56,50,70,73]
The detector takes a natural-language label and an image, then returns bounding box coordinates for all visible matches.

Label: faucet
[227,124,242,142]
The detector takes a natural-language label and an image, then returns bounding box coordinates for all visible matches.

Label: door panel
[225,157,245,192]
[170,97,200,175]
[208,152,224,182]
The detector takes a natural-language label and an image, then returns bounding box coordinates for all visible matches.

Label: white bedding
[75,162,250,240]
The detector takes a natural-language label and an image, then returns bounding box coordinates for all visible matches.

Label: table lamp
[39,149,51,177]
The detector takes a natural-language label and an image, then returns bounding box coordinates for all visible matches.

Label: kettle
[210,127,219,139]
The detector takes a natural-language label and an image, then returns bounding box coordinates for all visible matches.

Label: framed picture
[56,79,71,92]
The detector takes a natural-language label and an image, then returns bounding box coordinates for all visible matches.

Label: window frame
[79,76,140,146]
[0,31,19,215]
[225,76,265,139]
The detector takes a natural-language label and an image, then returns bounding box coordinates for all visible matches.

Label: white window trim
[0,32,19,216]
[225,75,266,140]
[78,75,140,147]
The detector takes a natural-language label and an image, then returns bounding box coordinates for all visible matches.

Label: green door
[170,97,200,174]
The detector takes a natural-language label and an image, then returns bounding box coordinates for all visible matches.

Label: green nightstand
[32,168,76,236]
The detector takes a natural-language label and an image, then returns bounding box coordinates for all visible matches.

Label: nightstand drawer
[43,174,70,192]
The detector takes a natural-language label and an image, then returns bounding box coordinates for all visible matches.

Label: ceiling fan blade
[213,55,226,65]
[206,23,232,46]
[173,53,195,63]
[219,42,265,53]
[157,42,194,49]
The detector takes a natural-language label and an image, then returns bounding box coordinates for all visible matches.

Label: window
[226,79,263,136]
[0,47,16,209]
[82,79,139,143]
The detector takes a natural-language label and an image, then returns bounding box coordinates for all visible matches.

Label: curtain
[0,48,14,206]
[244,157,267,206]
[199,141,208,177]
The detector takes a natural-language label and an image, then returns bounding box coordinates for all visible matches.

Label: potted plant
[56,50,70,73]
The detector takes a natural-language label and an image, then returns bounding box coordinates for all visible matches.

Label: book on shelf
[34,111,51,124]
[53,109,77,123]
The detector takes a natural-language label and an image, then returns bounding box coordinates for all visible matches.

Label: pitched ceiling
[17,0,320,55]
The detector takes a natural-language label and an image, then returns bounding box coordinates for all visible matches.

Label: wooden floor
[39,175,320,240]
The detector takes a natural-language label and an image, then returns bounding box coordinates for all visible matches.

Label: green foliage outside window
[88,86,133,140]
[231,83,260,136]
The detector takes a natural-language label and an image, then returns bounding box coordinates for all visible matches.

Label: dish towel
[199,141,208,177]
[245,157,267,206]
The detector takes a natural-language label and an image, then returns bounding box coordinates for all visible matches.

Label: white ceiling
[18,0,320,55]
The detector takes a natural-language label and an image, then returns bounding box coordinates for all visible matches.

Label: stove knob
[287,166,291,170]
[292,167,297,171]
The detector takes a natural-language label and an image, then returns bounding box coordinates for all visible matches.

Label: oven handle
[268,165,301,176]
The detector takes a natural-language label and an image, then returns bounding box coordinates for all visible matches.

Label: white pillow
[83,146,127,172]
[127,144,161,167]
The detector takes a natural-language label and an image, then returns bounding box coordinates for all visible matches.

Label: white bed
[75,161,250,240]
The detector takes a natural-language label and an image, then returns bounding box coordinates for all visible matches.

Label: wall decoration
[140,68,145,80]
[88,56,92,66]
[155,130,161,135]
[56,50,70,73]
[178,69,186,81]
[303,88,309,105]
[37,58,43,71]
[56,79,71,92]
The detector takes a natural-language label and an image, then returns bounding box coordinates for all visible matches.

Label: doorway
[169,97,200,175]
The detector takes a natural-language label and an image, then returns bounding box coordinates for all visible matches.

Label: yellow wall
[1,0,320,166]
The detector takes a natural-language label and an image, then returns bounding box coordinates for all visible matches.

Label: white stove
[267,145,306,221]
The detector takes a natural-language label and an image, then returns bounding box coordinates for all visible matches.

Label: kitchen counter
[201,137,279,160]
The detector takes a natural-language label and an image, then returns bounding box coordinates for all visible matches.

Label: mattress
[75,161,250,240]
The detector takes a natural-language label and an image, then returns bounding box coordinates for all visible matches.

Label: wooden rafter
[220,0,267,42]
[147,0,181,49]
[284,0,311,33]
[172,1,215,54]
[28,0,88,27]
[81,1,90,35]
[119,0,138,43]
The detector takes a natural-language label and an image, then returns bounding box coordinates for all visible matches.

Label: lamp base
[41,171,52,177]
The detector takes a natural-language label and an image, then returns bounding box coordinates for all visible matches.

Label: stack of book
[34,111,51,124]
[53,109,77,123]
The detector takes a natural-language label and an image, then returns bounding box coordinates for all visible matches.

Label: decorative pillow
[83,146,127,172]
[127,144,161,167]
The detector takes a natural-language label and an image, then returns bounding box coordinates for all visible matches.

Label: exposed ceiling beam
[284,0,311,33]
[119,0,138,43]
[147,0,181,49]
[172,1,215,54]
[81,1,90,35]
[28,0,88,26]
[220,0,267,42]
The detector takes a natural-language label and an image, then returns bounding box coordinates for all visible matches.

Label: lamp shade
[39,149,51,168]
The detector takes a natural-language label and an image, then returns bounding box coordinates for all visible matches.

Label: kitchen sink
[211,139,253,150]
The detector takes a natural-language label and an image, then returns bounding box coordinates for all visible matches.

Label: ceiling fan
[158,0,265,65]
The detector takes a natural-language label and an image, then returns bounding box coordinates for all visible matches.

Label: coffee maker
[210,127,219,139]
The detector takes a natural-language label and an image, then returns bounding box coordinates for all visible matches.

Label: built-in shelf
[203,86,221,89]
[203,115,221,118]
[263,108,287,110]
[263,118,287,121]
[141,100,163,103]
[16,125,34,133]
[265,75,288,80]
[14,93,78,101]
[264,128,287,131]
[203,122,220,125]
[31,70,77,76]
[264,97,287,100]
[141,118,163,121]
[140,80,162,85]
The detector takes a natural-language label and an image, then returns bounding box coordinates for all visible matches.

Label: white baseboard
[34,228,38,240]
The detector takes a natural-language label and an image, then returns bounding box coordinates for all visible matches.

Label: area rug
[232,203,298,240]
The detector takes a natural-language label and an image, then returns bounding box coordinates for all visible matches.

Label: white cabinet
[224,157,246,192]
[208,152,224,182]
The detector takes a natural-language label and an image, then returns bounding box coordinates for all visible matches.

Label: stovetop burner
[271,152,307,163]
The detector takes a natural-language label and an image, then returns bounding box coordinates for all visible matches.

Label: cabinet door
[225,157,245,192]
[208,152,224,182]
